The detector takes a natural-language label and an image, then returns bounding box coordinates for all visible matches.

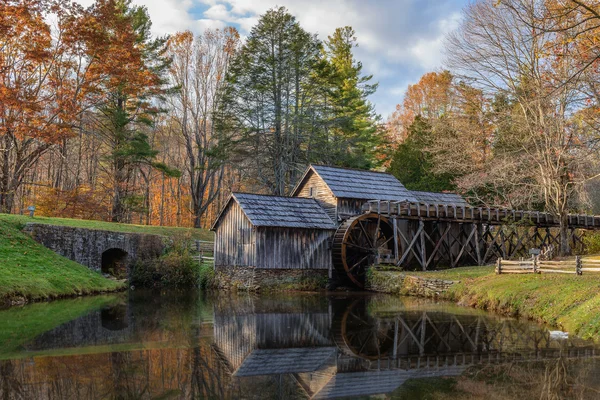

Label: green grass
[0,294,123,359]
[0,218,125,302]
[375,265,600,340]
[406,265,495,280]
[445,271,600,339]
[0,213,214,241]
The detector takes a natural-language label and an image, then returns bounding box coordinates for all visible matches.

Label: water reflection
[0,291,599,399]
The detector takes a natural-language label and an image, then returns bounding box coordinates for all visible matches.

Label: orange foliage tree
[0,0,163,214]
[386,71,455,143]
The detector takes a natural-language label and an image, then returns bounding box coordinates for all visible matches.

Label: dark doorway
[101,248,128,279]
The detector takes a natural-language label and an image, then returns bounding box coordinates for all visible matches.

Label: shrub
[131,233,200,287]
[198,262,215,289]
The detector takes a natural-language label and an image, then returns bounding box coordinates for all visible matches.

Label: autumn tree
[86,0,177,222]
[0,0,158,214]
[387,71,455,143]
[167,29,240,228]
[445,0,600,254]
[385,70,491,193]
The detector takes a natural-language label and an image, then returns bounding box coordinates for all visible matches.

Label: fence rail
[496,256,600,275]
[190,240,214,263]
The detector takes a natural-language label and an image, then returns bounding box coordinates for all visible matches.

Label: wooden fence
[496,256,600,275]
[191,240,214,263]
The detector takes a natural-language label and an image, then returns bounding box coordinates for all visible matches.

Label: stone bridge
[24,223,166,278]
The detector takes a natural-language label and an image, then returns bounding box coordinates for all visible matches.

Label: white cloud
[73,0,467,117]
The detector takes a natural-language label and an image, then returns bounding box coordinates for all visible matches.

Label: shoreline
[1,284,127,309]
[367,266,600,340]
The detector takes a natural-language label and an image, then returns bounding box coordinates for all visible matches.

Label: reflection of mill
[211,296,598,399]
[333,299,596,371]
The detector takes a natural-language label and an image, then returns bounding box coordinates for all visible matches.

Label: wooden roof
[233,347,336,377]
[293,165,418,202]
[410,190,469,206]
[213,193,337,230]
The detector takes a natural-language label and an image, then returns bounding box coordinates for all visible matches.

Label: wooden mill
[212,164,600,289]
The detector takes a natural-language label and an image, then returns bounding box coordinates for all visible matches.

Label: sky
[76,0,470,118]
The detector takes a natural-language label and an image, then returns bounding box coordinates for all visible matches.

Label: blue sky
[78,0,470,117]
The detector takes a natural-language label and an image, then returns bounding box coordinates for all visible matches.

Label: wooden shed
[211,193,337,270]
[291,165,419,222]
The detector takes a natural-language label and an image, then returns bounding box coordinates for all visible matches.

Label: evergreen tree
[94,0,177,222]
[220,7,321,195]
[388,116,455,192]
[318,26,380,169]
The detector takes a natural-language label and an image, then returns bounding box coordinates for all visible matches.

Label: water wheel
[333,298,395,360]
[332,213,396,288]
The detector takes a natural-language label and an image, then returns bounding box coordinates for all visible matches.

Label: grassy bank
[0,218,125,303]
[0,213,213,240]
[370,266,600,340]
[0,294,123,359]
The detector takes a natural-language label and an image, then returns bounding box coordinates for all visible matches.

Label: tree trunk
[111,158,126,223]
[559,212,571,256]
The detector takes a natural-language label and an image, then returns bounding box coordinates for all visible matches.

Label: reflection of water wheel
[332,213,395,288]
[333,299,395,360]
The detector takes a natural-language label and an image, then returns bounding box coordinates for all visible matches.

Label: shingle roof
[233,193,337,229]
[410,190,469,206]
[233,347,336,377]
[309,165,418,202]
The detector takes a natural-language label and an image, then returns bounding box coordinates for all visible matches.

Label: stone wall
[214,266,329,292]
[367,270,457,297]
[23,223,166,276]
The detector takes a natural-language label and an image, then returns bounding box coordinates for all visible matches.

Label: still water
[1,290,600,399]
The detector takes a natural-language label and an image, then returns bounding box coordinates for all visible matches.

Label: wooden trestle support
[332,201,597,286]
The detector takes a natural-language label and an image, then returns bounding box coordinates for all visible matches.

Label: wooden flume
[331,200,599,286]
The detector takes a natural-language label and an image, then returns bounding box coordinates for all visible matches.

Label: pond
[1,290,599,399]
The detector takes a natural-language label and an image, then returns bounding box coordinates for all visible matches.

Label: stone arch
[101,248,128,278]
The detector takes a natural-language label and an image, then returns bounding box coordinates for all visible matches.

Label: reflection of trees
[107,352,149,400]
[190,325,239,399]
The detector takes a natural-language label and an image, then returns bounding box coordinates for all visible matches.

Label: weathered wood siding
[256,227,333,270]
[295,171,338,222]
[337,198,367,219]
[214,201,256,267]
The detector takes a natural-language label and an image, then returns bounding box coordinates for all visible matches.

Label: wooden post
[393,218,399,260]
[496,257,502,274]
[533,255,538,274]
[576,255,582,276]
[419,219,426,271]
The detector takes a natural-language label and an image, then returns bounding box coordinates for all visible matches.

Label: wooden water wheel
[332,213,396,288]
[333,298,395,360]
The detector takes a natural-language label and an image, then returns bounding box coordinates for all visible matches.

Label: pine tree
[319,26,380,169]
[93,0,177,222]
[387,116,455,192]
[219,7,321,195]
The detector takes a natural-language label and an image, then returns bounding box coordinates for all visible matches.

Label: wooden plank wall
[295,171,338,222]
[214,201,256,267]
[337,198,367,220]
[256,227,334,270]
